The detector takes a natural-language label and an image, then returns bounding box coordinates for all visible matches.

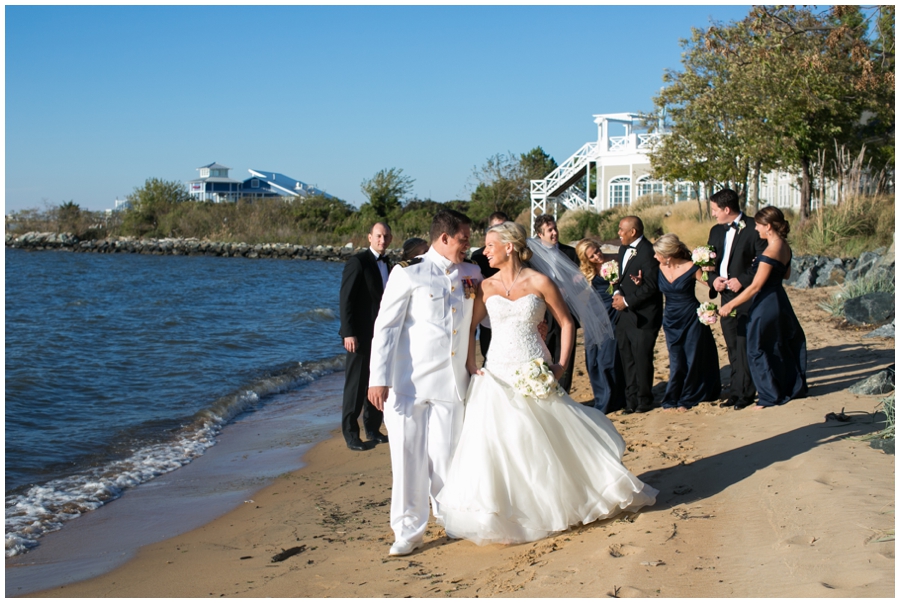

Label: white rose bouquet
[599,259,620,294]
[691,245,717,282]
[512,358,562,399]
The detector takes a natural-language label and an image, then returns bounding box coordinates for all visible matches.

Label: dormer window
[251,179,260,188]
[200,168,210,178]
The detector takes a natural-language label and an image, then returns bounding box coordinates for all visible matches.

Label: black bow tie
[376,255,388,262]
[729,222,741,231]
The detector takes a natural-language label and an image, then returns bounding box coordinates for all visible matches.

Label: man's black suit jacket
[707,215,767,313]
[557,242,578,266]
[616,237,662,331]
[339,250,386,343]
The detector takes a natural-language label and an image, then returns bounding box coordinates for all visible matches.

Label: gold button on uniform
[451,286,456,292]
[446,269,451,275]
[451,307,457,313]
[452,329,457,335]
[451,351,455,356]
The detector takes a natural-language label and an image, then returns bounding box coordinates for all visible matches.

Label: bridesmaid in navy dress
[719,207,807,407]
[575,239,626,414]
[652,234,721,411]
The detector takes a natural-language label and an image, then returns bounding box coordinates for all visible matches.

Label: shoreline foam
[5,372,346,596]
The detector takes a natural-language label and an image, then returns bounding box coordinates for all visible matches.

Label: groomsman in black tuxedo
[339,222,393,450]
[706,189,767,409]
[533,214,579,392]
[611,216,663,413]
[470,211,509,361]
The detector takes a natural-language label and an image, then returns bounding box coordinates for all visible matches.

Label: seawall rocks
[788,245,894,289]
[5,233,404,263]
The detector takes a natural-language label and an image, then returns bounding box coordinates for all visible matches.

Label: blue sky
[5,5,754,213]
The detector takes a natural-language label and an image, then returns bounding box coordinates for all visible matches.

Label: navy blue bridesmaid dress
[745,255,808,406]
[585,275,626,414]
[659,265,722,408]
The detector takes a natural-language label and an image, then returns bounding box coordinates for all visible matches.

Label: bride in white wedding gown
[436,222,657,545]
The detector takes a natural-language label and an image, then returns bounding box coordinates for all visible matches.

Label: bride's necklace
[501,267,523,297]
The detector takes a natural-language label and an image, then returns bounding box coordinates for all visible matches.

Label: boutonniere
[736,221,746,233]
[627,248,637,259]
[461,277,477,299]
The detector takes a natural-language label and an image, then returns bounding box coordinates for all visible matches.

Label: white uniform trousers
[382,391,464,544]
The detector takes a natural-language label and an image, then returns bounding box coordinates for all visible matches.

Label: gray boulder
[791,267,817,289]
[865,318,895,339]
[815,258,846,287]
[844,292,895,326]
[846,250,882,283]
[849,365,895,395]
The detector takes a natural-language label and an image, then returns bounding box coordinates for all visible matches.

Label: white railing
[637,133,665,149]
[530,142,597,199]
[608,136,629,152]
[557,186,590,211]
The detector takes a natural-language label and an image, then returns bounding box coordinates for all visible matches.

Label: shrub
[793,194,895,257]
[819,271,896,317]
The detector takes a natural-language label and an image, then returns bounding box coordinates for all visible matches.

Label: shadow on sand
[640,414,886,511]
[804,342,895,396]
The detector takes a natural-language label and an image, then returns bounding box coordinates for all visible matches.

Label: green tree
[519,146,558,182]
[651,6,893,223]
[360,168,415,217]
[288,194,356,232]
[56,201,82,233]
[120,177,192,237]
[468,147,557,227]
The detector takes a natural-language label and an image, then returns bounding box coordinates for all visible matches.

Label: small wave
[293,308,337,322]
[4,354,346,558]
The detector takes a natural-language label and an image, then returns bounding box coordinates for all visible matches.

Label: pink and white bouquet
[697,301,736,325]
[696,301,720,325]
[691,245,717,282]
[512,359,563,399]
[599,260,620,294]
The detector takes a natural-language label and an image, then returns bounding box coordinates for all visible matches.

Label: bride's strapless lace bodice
[485,293,551,381]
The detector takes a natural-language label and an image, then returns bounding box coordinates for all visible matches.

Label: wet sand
[24,286,895,598]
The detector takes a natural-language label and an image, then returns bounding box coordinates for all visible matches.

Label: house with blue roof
[185,163,334,203]
[241,169,335,200]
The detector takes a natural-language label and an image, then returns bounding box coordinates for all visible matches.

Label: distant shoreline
[5,232,397,262]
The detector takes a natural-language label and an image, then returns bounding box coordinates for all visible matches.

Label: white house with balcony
[188,162,244,203]
[530,112,844,227]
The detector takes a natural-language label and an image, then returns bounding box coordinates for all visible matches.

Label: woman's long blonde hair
[575,239,603,281]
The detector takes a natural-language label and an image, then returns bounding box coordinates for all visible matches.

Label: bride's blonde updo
[487,221,533,262]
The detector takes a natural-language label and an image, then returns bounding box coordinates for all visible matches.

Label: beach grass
[819,271,896,317]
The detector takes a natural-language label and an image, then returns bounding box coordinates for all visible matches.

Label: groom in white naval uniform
[368,209,483,557]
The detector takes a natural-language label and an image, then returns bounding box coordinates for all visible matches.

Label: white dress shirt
[720,214,743,280]
[370,248,389,288]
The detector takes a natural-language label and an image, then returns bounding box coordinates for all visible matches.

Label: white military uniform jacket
[369,247,483,403]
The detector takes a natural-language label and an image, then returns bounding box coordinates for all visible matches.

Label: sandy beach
[24,285,895,598]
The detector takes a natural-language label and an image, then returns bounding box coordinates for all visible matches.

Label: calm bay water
[5,249,346,557]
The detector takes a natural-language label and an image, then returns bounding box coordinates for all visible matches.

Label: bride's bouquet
[697,301,735,325]
[599,260,620,294]
[512,359,562,399]
[691,245,717,282]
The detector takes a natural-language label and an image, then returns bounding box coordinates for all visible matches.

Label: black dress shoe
[635,405,654,413]
[734,399,755,410]
[622,408,636,415]
[346,437,370,451]
[719,399,737,407]
[367,432,389,444]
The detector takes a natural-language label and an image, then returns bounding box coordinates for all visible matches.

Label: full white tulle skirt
[435,368,657,546]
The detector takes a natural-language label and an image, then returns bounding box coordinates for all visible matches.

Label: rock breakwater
[5,232,404,262]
